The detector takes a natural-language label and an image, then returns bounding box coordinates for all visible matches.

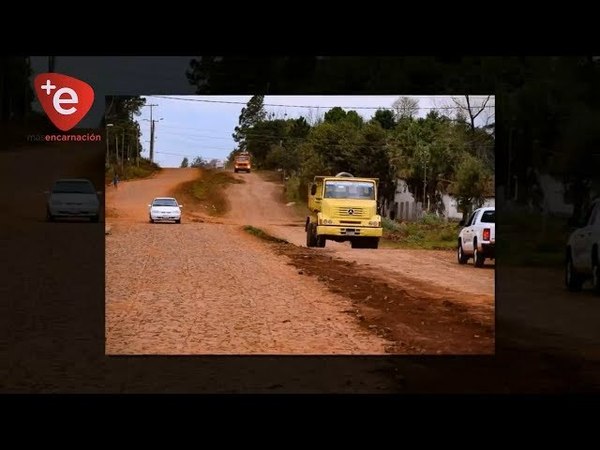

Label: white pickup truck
[457,206,495,267]
[566,198,600,293]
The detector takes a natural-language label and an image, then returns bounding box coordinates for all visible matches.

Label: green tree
[180,157,189,168]
[191,156,207,168]
[323,106,347,124]
[372,109,395,130]
[453,154,491,216]
[232,95,266,152]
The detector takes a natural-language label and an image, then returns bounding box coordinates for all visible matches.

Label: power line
[150,95,495,111]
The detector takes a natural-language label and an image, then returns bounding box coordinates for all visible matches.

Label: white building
[383,178,495,222]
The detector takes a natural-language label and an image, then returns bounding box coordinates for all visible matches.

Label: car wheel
[90,215,99,223]
[149,217,154,223]
[457,239,469,264]
[474,240,485,267]
[46,209,55,222]
[565,250,584,292]
[176,219,181,224]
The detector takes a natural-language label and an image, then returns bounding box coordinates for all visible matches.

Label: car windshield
[480,210,495,223]
[52,181,95,194]
[153,199,178,207]
[324,181,375,200]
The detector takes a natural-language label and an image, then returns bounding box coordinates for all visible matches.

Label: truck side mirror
[310,184,317,196]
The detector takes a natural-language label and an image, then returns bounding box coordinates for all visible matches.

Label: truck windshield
[324,181,375,200]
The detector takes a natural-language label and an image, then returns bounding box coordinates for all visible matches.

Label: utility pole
[423,163,427,210]
[143,104,158,163]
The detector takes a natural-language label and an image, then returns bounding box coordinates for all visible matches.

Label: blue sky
[136,95,495,167]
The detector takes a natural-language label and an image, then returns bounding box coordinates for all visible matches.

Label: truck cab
[305,172,383,249]
[234,152,252,173]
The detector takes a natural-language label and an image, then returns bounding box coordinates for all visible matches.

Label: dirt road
[106,169,495,355]
[106,169,389,354]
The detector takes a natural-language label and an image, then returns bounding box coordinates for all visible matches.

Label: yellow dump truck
[234,152,252,173]
[305,172,383,249]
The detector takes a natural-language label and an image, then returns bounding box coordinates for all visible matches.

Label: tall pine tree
[232,95,266,152]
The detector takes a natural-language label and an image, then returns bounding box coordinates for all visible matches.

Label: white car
[566,198,600,293]
[457,206,495,267]
[148,197,182,223]
[46,178,101,222]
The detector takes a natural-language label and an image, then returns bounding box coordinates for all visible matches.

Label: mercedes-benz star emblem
[347,209,354,215]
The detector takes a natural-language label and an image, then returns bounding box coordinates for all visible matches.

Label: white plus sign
[41,79,56,95]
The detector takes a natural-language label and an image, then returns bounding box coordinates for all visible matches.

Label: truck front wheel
[306,223,316,247]
[364,237,379,249]
[316,235,326,248]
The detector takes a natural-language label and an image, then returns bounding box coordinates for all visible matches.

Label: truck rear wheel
[473,239,485,267]
[457,239,469,264]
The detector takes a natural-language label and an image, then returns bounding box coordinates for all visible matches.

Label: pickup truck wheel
[457,240,469,264]
[473,240,485,267]
[565,251,583,292]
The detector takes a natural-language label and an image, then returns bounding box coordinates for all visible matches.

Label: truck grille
[335,207,368,218]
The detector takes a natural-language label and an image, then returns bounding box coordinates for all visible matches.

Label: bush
[420,212,445,226]
[382,217,402,232]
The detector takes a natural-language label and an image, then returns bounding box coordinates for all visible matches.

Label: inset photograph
[104,95,495,355]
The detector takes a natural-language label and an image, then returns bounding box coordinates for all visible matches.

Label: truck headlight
[369,221,380,227]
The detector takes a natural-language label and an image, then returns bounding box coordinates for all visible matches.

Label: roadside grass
[259,170,308,218]
[105,159,160,185]
[256,170,283,183]
[381,215,460,251]
[172,169,244,216]
[243,225,289,244]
